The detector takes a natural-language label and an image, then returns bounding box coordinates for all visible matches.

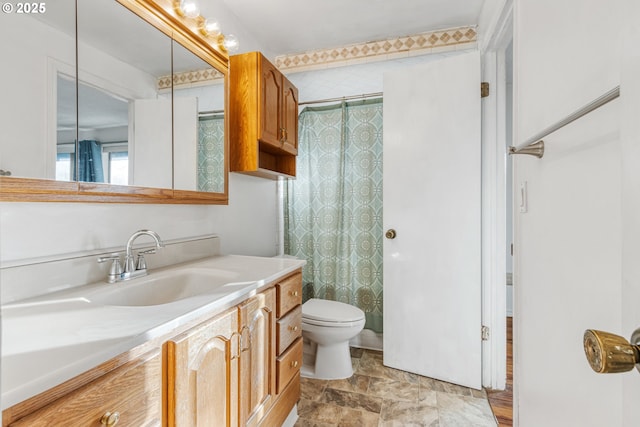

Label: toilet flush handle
[385,229,396,239]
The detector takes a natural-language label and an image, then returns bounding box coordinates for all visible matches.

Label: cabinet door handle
[289,290,299,297]
[288,325,299,332]
[290,360,299,368]
[100,411,120,426]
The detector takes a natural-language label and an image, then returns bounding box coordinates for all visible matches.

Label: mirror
[0,1,76,181]
[77,0,173,189]
[0,0,229,203]
[173,41,226,193]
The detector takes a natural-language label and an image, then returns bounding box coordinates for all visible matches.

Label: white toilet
[300,298,366,380]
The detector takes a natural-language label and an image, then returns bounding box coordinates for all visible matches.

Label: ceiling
[220,0,486,56]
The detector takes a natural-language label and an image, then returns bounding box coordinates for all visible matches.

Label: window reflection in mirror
[172,41,226,193]
[0,1,76,180]
[76,0,172,188]
[56,78,130,183]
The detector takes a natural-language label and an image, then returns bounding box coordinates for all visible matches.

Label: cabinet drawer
[276,272,302,317]
[276,337,302,394]
[276,305,302,355]
[9,349,162,427]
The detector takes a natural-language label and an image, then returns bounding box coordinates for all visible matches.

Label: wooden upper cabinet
[281,78,299,155]
[230,51,298,179]
[259,61,283,149]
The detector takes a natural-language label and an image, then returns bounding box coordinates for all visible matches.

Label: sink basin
[86,268,254,307]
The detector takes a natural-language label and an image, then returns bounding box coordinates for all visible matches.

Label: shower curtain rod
[199,109,224,116]
[299,92,383,106]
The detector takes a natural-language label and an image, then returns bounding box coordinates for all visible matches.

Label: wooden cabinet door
[281,76,299,155]
[239,288,276,426]
[259,58,282,149]
[167,308,239,427]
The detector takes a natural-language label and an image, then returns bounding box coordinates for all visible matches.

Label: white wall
[0,173,278,261]
[513,0,627,425]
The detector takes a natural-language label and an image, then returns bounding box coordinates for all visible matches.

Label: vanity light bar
[173,0,239,53]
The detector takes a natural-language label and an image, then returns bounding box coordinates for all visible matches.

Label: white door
[383,51,482,389]
[173,96,198,191]
[132,98,172,188]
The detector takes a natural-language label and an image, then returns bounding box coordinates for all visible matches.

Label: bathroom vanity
[1,255,304,426]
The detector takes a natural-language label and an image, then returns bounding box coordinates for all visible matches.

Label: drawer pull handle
[288,325,299,332]
[289,291,299,297]
[100,411,120,426]
[290,360,299,368]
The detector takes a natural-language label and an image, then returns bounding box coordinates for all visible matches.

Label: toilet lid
[302,298,365,323]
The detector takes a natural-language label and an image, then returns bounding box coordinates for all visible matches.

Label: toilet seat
[302,298,365,327]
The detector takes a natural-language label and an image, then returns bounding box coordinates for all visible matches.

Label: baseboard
[349,328,383,351]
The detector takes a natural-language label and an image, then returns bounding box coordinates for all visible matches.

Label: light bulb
[204,19,221,36]
[222,34,239,53]
[179,0,199,18]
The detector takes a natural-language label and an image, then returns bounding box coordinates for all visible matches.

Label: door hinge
[481,82,490,98]
[482,325,490,341]
[510,243,514,256]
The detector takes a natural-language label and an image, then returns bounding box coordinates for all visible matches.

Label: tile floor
[295,348,497,427]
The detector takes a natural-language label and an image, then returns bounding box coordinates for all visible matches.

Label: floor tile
[437,393,497,427]
[320,388,383,413]
[327,374,371,394]
[297,347,497,427]
[379,400,440,426]
[367,376,419,402]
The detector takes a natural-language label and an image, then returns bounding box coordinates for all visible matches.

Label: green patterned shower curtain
[284,98,383,333]
[198,114,225,193]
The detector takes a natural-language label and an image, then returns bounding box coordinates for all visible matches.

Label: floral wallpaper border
[157,25,477,89]
[275,25,477,72]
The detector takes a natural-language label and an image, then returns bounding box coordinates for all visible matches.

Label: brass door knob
[583,329,640,373]
[385,229,396,239]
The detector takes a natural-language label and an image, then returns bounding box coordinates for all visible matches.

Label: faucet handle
[98,254,123,283]
[136,249,157,270]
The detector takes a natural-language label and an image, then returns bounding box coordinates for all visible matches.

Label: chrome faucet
[98,229,164,283]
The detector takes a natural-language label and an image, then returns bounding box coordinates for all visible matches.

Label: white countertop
[1,255,305,410]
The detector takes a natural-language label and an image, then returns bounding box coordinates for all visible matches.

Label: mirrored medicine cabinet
[0,0,229,203]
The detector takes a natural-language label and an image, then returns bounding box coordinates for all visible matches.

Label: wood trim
[487,317,513,426]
